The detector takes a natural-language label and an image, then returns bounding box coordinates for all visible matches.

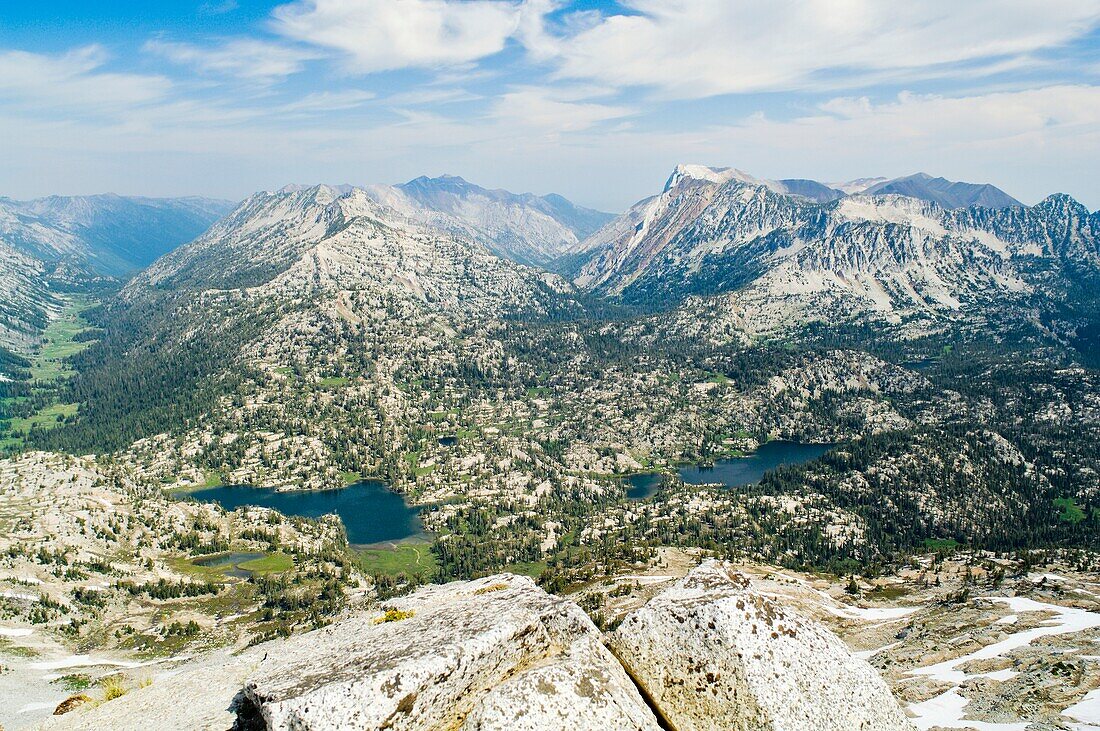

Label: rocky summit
[38,561,912,731]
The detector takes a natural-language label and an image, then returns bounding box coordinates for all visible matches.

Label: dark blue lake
[678,440,834,488]
[624,473,665,500]
[185,480,423,546]
[624,442,834,499]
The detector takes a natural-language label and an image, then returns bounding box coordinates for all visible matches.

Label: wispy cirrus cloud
[490,86,631,132]
[279,90,376,114]
[538,0,1100,98]
[144,38,321,83]
[0,46,169,113]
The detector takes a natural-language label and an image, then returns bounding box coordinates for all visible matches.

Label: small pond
[192,552,266,579]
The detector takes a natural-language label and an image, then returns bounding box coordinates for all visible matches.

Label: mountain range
[361,174,613,268]
[131,183,579,320]
[569,164,1096,337]
[3,166,1087,356]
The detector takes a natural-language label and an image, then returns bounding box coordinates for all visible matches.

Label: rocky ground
[4,519,1098,730]
[577,547,1100,731]
[32,561,914,731]
[0,452,364,731]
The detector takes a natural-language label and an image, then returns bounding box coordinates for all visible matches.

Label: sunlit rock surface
[608,560,915,731]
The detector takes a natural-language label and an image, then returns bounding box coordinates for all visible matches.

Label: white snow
[995,614,1018,625]
[29,654,158,671]
[909,597,1100,684]
[828,177,888,195]
[670,164,776,190]
[822,603,918,622]
[17,702,56,715]
[837,196,947,235]
[812,588,918,622]
[908,688,1027,731]
[1064,689,1100,730]
[0,626,33,637]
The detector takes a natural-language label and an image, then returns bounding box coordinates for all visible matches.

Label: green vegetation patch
[238,553,294,574]
[867,584,910,601]
[1054,497,1086,524]
[358,543,437,578]
[505,560,548,578]
[0,637,39,657]
[52,673,93,691]
[923,538,960,550]
[317,376,349,388]
[1,295,98,452]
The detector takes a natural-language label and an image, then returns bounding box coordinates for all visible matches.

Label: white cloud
[199,1,239,15]
[3,83,1099,212]
[546,0,1100,98]
[0,46,169,112]
[491,87,631,132]
[272,0,525,73]
[280,89,376,113]
[144,38,320,82]
[384,87,481,106]
[629,85,1100,207]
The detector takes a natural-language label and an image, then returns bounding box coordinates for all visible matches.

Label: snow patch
[1064,689,1100,729]
[0,626,33,637]
[908,688,1027,731]
[909,597,1100,683]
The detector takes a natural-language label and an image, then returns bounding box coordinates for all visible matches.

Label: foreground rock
[42,564,912,730]
[609,560,915,731]
[242,574,658,730]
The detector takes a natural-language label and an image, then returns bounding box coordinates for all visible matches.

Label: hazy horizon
[1,1,1099,211]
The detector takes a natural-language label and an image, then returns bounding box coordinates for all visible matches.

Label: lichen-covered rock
[608,560,916,731]
[461,633,660,731]
[244,574,659,731]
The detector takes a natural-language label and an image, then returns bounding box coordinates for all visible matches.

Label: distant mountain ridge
[362,174,613,267]
[570,164,1098,333]
[0,193,236,278]
[862,173,1023,209]
[0,193,235,355]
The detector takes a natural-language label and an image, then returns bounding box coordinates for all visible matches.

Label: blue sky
[1,1,1100,211]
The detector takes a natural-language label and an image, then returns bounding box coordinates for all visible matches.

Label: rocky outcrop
[609,560,915,731]
[242,574,658,731]
[42,564,913,730]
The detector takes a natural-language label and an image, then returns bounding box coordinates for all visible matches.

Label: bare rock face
[608,560,915,731]
[243,574,659,731]
[460,631,659,731]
